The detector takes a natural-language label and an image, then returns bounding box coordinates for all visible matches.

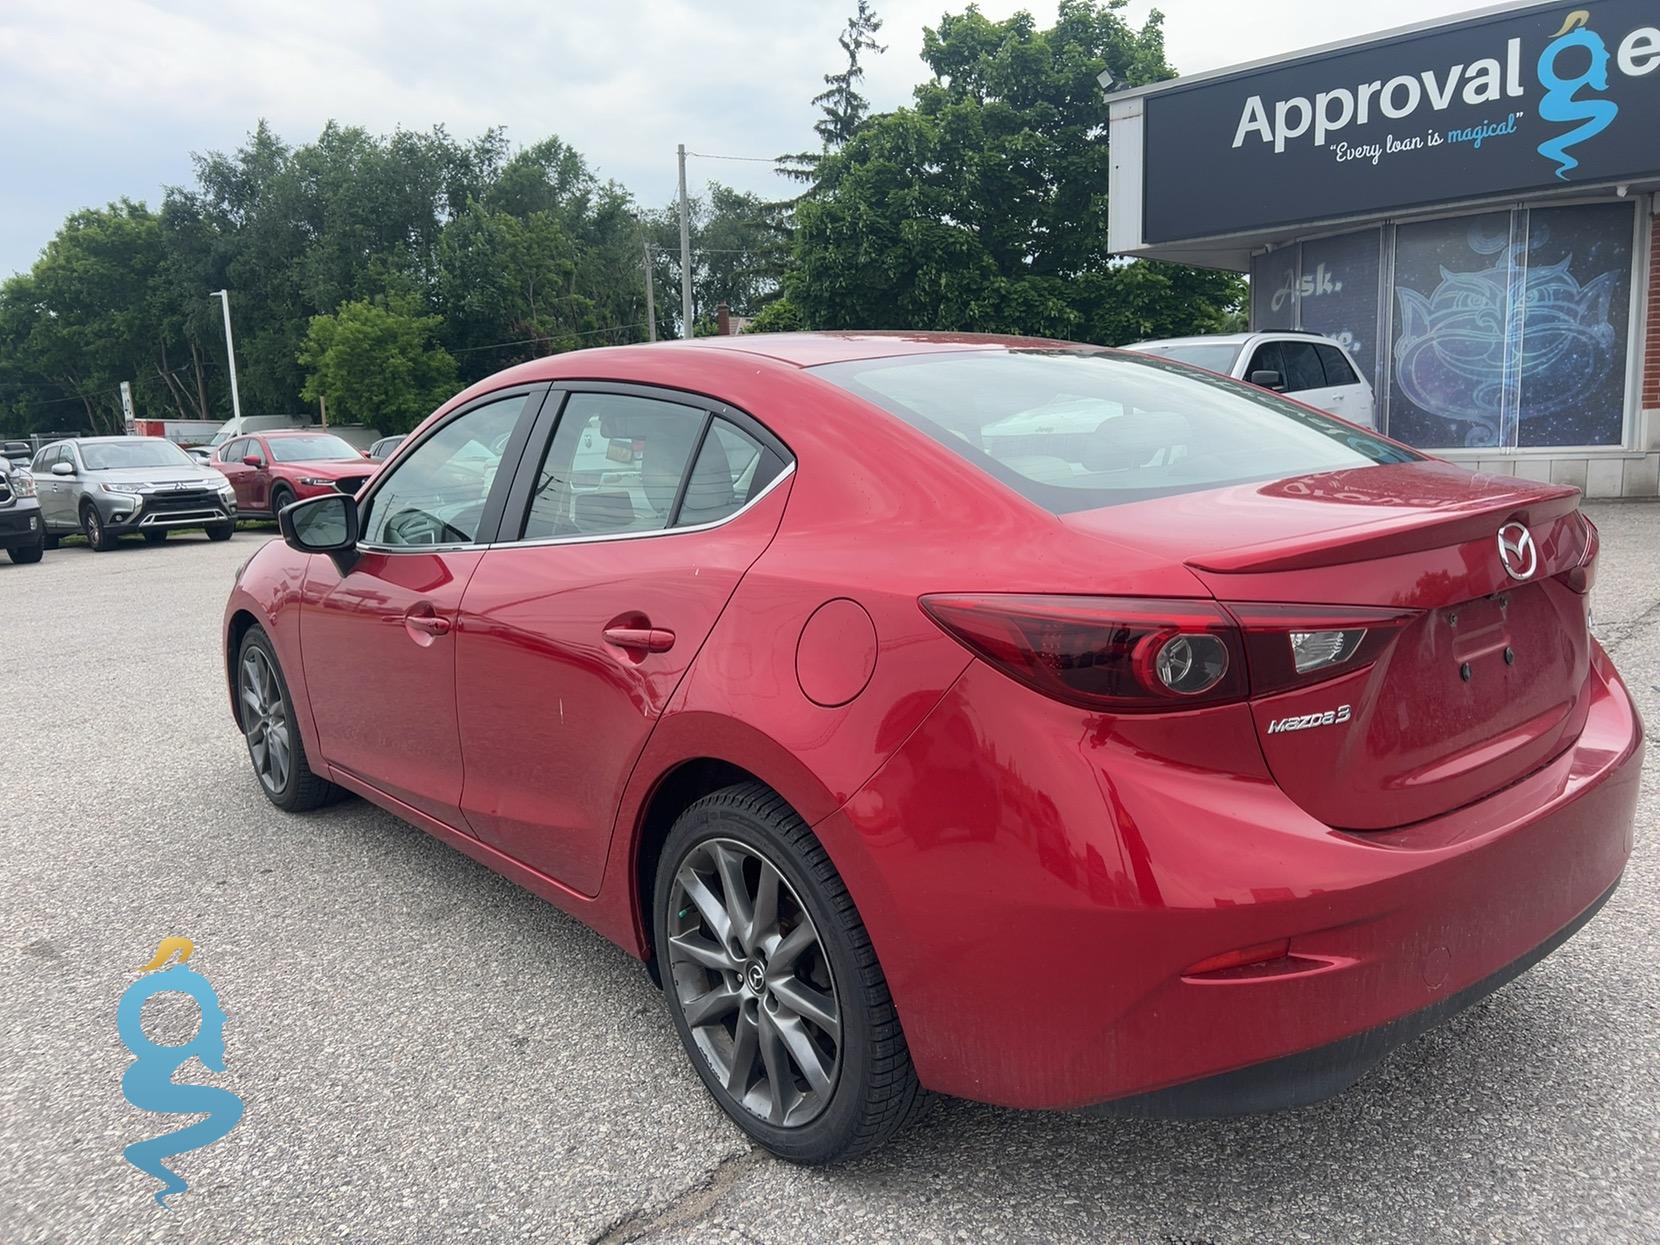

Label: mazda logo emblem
[1497,522,1537,581]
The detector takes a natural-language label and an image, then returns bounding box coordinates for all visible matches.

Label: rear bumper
[822,641,1642,1111]
[1083,876,1619,1117]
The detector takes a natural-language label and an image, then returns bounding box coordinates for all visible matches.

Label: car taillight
[919,595,1250,712]
[921,595,1416,712]
[1566,512,1598,595]
[1224,603,1416,698]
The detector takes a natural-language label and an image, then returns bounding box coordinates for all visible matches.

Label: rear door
[1312,343,1375,427]
[1180,469,1594,830]
[453,385,793,895]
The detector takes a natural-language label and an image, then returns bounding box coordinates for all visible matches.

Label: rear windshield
[268,434,360,463]
[80,440,194,470]
[1129,342,1242,373]
[813,349,1416,513]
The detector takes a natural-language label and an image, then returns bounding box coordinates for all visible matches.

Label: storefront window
[1250,249,1297,331]
[1515,203,1633,448]
[1297,229,1382,384]
[1388,211,1520,451]
[1253,201,1637,451]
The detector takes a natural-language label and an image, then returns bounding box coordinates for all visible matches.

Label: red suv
[212,430,376,518]
[223,333,1640,1163]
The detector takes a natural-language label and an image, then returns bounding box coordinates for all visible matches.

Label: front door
[454,389,792,895]
[298,390,542,825]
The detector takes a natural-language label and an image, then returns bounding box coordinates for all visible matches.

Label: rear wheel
[236,626,338,812]
[206,522,235,542]
[654,782,921,1163]
[142,529,167,545]
[7,540,43,564]
[81,504,117,552]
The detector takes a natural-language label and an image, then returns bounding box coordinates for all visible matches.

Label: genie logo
[117,937,245,1208]
[1537,10,1619,178]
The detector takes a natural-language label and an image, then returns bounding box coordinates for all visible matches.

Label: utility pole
[676,144,694,340]
[209,290,244,422]
[643,235,657,342]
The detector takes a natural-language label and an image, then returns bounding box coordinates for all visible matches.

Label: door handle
[406,614,452,636]
[602,626,675,653]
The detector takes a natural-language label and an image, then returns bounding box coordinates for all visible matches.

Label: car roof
[1130,330,1339,348]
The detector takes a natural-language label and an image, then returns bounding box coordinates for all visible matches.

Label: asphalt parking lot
[2,505,1658,1245]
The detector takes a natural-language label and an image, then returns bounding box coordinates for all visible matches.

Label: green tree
[298,295,459,434]
[779,2,888,186]
[788,0,1243,341]
[646,184,792,336]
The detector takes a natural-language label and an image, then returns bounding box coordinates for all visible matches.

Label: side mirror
[50,461,74,476]
[1249,369,1286,391]
[242,455,264,468]
[279,493,360,573]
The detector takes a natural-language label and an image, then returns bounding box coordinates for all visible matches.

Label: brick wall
[1647,211,1660,410]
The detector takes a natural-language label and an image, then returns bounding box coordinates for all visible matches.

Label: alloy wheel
[239,646,292,794]
[666,837,842,1127]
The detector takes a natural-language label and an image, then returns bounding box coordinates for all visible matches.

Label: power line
[684,151,785,164]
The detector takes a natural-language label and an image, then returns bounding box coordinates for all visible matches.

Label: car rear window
[1128,342,1241,373]
[813,349,1418,513]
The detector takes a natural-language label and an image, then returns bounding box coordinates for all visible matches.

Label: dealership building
[1109,0,1660,496]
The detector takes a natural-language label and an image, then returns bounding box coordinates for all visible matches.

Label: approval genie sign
[1140,1,1660,243]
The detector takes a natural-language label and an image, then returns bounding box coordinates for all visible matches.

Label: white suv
[1125,332,1376,429]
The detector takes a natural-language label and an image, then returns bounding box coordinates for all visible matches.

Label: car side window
[1245,342,1284,384]
[674,419,785,528]
[360,394,528,548]
[519,393,708,541]
[32,446,57,473]
[1317,344,1360,387]
[1279,342,1327,393]
[222,439,246,463]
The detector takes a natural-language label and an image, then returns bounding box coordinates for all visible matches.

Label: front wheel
[236,626,339,812]
[81,504,117,551]
[654,783,921,1164]
[142,529,168,545]
[6,540,43,564]
[270,486,296,516]
[206,522,235,542]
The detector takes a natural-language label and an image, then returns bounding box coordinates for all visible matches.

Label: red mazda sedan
[212,430,378,518]
[223,333,1640,1162]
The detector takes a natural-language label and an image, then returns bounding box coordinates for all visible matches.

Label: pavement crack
[588,1147,765,1245]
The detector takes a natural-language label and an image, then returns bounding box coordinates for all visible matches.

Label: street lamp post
[209,290,244,422]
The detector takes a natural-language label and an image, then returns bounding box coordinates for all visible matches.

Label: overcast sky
[0,0,1480,278]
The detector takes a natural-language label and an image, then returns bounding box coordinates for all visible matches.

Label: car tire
[653,782,922,1164]
[206,522,235,542]
[7,540,43,564]
[270,485,296,516]
[142,529,167,545]
[42,532,59,550]
[81,503,117,552]
[236,626,339,812]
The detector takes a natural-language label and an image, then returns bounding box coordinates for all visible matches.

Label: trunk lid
[1066,461,1596,829]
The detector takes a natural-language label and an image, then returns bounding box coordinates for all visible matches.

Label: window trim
[493,381,796,550]
[352,382,551,554]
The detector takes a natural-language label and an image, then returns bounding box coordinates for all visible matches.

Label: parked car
[32,437,237,551]
[204,414,311,452]
[210,430,379,518]
[1125,330,1376,427]
[224,332,1634,1164]
[185,446,216,464]
[0,455,44,564]
[366,434,406,462]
